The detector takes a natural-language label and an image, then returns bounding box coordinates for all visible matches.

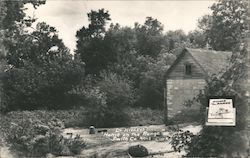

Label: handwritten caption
[101,127,170,142]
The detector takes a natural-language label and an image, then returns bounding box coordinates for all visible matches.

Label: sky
[25,0,215,54]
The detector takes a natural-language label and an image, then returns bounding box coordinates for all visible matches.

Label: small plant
[65,134,86,155]
[170,130,194,153]
[128,144,149,157]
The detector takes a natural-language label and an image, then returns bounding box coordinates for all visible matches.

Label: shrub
[98,71,135,108]
[124,107,164,126]
[65,134,86,155]
[128,144,149,157]
[0,111,86,157]
[171,130,194,153]
[1,109,89,128]
[84,85,131,128]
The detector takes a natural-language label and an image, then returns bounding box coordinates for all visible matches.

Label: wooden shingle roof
[186,48,232,76]
[165,48,232,78]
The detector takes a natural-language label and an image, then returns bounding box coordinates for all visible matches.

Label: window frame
[185,63,192,75]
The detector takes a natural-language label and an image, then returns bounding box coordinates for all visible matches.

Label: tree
[164,30,188,51]
[135,17,164,57]
[137,49,176,109]
[198,0,249,51]
[1,0,45,30]
[105,24,138,64]
[2,21,85,111]
[5,22,69,67]
[0,0,46,111]
[3,56,85,111]
[75,9,112,75]
[187,30,207,48]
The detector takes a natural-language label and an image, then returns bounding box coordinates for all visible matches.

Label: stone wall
[166,79,206,118]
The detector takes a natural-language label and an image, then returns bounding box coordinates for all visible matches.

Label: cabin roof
[166,48,232,78]
[186,48,232,75]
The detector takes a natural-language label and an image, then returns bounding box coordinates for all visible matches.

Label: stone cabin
[164,48,232,119]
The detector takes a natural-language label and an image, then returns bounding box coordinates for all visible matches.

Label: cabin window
[185,64,192,75]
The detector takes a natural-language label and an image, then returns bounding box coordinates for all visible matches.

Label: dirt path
[62,124,201,158]
[77,141,182,158]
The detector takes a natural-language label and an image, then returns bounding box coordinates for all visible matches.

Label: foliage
[187,128,247,157]
[187,30,207,48]
[0,0,47,111]
[134,17,164,58]
[0,111,86,157]
[137,51,175,108]
[0,109,88,129]
[1,0,85,112]
[110,51,150,90]
[171,130,194,153]
[5,22,69,67]
[98,71,135,107]
[64,134,86,155]
[1,0,45,30]
[124,107,164,126]
[105,24,137,63]
[75,10,180,74]
[84,72,134,127]
[2,22,85,111]
[184,72,248,157]
[2,57,85,111]
[83,86,108,126]
[75,9,195,110]
[164,30,188,51]
[198,0,249,51]
[128,144,149,157]
[1,107,164,130]
[75,9,112,75]
[110,48,176,109]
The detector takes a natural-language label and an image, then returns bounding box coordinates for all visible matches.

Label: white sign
[206,99,235,126]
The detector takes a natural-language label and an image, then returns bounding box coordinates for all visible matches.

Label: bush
[128,144,149,157]
[0,111,86,157]
[124,107,164,126]
[85,97,131,128]
[98,71,135,108]
[1,109,89,128]
[84,74,132,127]
[171,130,194,153]
[65,134,86,155]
